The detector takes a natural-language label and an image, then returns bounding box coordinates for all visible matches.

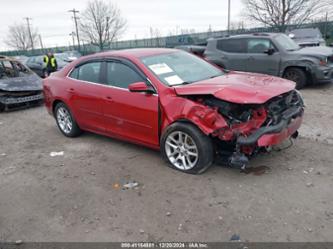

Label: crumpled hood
[174,71,295,104]
[0,74,42,92]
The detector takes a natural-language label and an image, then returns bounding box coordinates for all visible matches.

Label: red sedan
[43,48,304,174]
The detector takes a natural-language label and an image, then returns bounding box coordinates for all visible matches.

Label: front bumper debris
[237,106,303,146]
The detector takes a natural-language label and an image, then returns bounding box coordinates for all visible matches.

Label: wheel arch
[282,65,313,84]
[161,118,212,141]
[52,99,74,118]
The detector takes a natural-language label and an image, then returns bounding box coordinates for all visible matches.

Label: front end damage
[186,90,304,169]
[0,90,44,111]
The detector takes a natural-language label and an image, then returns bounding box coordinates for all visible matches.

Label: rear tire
[54,102,82,137]
[161,122,214,174]
[0,103,5,112]
[283,68,307,89]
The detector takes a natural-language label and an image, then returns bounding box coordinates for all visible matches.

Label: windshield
[275,34,300,51]
[0,60,32,79]
[141,51,223,86]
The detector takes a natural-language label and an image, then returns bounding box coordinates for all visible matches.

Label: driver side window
[106,62,143,89]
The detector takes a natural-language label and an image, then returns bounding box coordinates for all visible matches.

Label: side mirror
[264,48,275,55]
[128,82,154,93]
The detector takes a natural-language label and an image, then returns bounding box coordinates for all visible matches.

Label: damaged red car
[43,48,304,174]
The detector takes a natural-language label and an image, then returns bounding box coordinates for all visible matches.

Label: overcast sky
[0,0,244,51]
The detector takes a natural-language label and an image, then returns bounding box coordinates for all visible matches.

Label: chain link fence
[1,21,332,57]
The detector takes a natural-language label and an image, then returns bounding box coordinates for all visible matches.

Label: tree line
[3,0,333,52]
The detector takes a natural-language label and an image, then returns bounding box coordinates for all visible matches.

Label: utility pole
[324,12,328,41]
[39,34,44,50]
[68,9,81,51]
[69,32,76,49]
[24,17,34,50]
[227,0,231,34]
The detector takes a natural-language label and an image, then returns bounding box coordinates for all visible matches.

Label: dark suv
[204,33,333,88]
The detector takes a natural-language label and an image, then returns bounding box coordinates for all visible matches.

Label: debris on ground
[241,166,270,176]
[230,234,241,241]
[178,224,183,231]
[15,240,23,245]
[1,153,7,157]
[306,182,314,187]
[166,212,172,217]
[90,171,96,176]
[303,168,314,174]
[123,181,139,190]
[2,166,17,175]
[113,183,120,189]
[50,151,64,157]
[139,229,145,234]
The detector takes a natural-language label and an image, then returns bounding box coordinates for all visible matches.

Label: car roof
[89,48,178,59]
[212,33,281,40]
[0,55,17,62]
[288,28,323,38]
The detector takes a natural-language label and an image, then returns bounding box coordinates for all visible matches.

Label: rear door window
[70,62,102,83]
[216,38,246,53]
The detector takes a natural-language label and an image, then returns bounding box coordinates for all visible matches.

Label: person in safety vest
[43,52,58,77]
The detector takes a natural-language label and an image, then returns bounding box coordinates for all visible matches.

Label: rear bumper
[237,106,304,147]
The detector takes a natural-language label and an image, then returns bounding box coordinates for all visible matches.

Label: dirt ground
[0,84,333,242]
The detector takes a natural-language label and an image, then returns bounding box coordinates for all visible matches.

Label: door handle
[67,88,75,93]
[105,96,113,102]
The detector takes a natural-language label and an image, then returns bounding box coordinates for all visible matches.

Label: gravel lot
[0,84,333,242]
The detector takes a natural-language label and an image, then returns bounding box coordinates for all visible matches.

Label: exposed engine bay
[187,90,305,169]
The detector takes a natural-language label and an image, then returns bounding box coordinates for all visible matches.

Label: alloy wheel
[165,131,199,170]
[56,107,73,134]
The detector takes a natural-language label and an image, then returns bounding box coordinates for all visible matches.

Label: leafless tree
[229,21,246,31]
[149,27,162,47]
[242,0,329,31]
[4,23,38,51]
[80,0,127,51]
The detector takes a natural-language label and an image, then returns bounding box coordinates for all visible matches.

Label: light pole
[227,0,231,34]
[69,32,76,49]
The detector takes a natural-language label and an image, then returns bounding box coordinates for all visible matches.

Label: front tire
[161,122,214,174]
[283,68,307,89]
[55,102,82,137]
